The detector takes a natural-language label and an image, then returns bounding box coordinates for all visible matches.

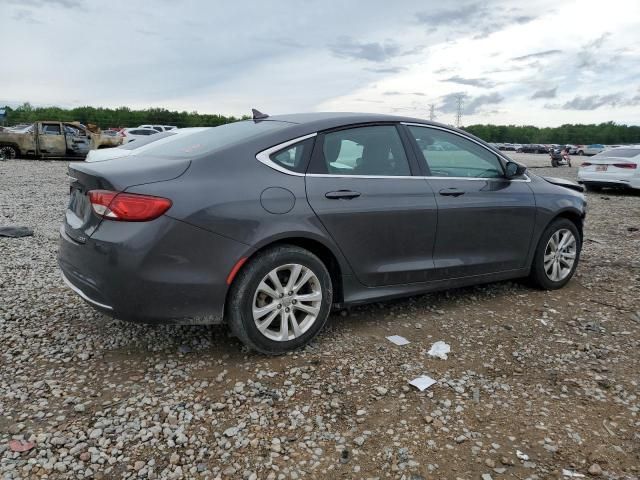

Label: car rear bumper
[577,171,639,189]
[57,216,248,324]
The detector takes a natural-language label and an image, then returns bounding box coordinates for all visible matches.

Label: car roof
[266,111,443,128]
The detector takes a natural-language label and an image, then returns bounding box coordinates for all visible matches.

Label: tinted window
[408,126,504,178]
[42,124,61,135]
[270,138,313,173]
[153,127,163,132]
[320,125,410,176]
[140,120,289,159]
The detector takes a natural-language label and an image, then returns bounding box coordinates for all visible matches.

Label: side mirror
[505,161,526,178]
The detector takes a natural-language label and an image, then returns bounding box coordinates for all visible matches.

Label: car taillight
[613,163,637,169]
[88,190,172,221]
[581,162,592,167]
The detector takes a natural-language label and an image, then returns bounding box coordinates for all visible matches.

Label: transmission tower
[428,104,436,122]
[455,94,464,128]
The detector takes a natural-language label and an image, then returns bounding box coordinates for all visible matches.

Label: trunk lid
[64,156,190,243]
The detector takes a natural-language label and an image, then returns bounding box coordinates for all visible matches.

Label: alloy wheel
[543,228,577,282]
[252,264,322,342]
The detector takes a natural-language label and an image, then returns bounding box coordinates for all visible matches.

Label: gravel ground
[1,154,639,480]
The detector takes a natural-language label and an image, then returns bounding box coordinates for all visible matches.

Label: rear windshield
[138,120,289,158]
[594,148,640,158]
[120,131,176,150]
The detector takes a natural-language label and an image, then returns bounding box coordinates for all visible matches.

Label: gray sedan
[58,112,586,353]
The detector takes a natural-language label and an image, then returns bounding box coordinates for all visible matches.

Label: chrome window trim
[400,121,515,164]
[306,173,530,182]
[61,271,114,311]
[255,127,530,182]
[256,133,317,177]
[306,174,421,180]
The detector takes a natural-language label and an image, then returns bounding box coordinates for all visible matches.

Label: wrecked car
[0,121,122,159]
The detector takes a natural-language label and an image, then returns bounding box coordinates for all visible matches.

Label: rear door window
[315,125,411,176]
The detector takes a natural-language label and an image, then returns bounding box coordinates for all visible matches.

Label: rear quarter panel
[126,145,354,276]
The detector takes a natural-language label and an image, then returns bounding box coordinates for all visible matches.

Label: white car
[119,127,160,144]
[138,124,177,132]
[577,146,640,191]
[85,128,207,162]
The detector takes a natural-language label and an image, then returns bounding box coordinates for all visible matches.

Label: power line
[455,94,464,128]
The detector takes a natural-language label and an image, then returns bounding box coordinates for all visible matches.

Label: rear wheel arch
[228,236,345,304]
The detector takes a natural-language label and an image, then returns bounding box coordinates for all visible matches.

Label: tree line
[2,103,243,129]
[463,122,640,145]
[3,103,639,145]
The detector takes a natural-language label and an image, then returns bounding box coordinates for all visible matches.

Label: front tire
[529,219,581,290]
[0,145,18,159]
[227,245,333,354]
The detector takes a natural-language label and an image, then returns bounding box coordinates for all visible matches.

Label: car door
[63,124,91,156]
[404,124,536,280]
[305,124,438,287]
[37,122,67,156]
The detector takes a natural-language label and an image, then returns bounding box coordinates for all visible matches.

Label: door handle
[439,188,465,197]
[325,190,361,200]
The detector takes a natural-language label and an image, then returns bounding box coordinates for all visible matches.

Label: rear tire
[584,183,602,192]
[551,159,559,167]
[227,245,333,354]
[529,219,581,290]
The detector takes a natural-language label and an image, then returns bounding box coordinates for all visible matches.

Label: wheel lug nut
[289,291,293,296]
[285,307,290,312]
[292,299,297,304]
[279,293,284,298]
[277,304,282,309]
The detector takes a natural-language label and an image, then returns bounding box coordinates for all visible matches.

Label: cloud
[365,66,406,74]
[511,50,562,61]
[416,4,537,37]
[416,4,486,26]
[439,91,504,115]
[558,93,640,110]
[577,33,611,69]
[531,87,557,99]
[443,75,496,88]
[12,9,42,24]
[7,0,83,7]
[329,37,403,63]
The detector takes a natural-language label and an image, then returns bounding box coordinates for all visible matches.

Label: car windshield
[594,148,640,158]
[138,120,290,159]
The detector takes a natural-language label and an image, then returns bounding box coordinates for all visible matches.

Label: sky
[1,0,639,127]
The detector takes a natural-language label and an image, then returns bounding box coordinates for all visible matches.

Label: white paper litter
[562,470,585,478]
[516,450,529,461]
[427,341,451,360]
[408,375,437,391]
[386,335,410,346]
